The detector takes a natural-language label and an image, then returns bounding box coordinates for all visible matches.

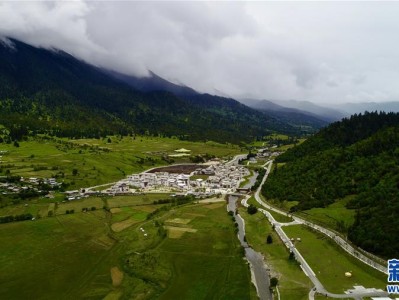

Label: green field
[297,196,356,232]
[0,211,116,300]
[106,193,172,208]
[238,207,312,300]
[283,225,386,294]
[158,202,256,299]
[0,136,242,189]
[0,196,255,299]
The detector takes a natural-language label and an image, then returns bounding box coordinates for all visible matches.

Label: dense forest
[0,38,315,144]
[262,112,399,258]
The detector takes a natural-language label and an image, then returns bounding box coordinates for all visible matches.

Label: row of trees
[0,213,33,223]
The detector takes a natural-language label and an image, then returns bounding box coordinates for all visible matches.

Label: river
[228,195,272,300]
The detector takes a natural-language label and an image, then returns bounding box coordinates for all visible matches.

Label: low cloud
[1,1,399,104]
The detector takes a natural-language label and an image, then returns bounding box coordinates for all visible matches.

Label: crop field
[238,207,312,300]
[55,197,105,215]
[157,202,256,300]
[283,225,386,293]
[0,136,242,189]
[0,195,255,299]
[106,193,172,208]
[0,211,117,300]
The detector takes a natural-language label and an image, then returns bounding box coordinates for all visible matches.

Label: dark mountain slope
[244,99,328,129]
[108,71,326,133]
[0,38,300,143]
[106,69,198,97]
[262,111,399,257]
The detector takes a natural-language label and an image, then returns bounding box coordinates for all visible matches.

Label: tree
[72,168,78,176]
[107,137,112,143]
[13,140,19,147]
[267,234,273,244]
[270,277,279,288]
[247,204,258,215]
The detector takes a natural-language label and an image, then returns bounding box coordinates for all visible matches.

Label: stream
[228,195,272,300]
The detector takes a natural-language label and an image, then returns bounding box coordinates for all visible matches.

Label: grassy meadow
[297,196,356,232]
[0,135,242,189]
[0,194,255,299]
[283,225,386,294]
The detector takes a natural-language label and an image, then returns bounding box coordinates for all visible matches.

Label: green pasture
[110,206,153,223]
[106,193,172,208]
[283,225,386,294]
[0,211,117,300]
[0,195,255,299]
[298,196,356,231]
[238,207,312,300]
[0,136,242,189]
[56,197,104,215]
[158,202,256,300]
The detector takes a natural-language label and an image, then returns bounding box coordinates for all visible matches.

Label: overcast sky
[1,1,399,104]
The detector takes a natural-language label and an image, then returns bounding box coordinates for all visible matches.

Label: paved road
[250,160,389,299]
[254,161,387,274]
[226,154,247,166]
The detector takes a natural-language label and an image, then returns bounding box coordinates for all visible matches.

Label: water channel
[228,195,272,300]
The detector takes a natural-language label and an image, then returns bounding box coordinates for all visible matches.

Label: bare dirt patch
[164,226,197,239]
[111,219,137,232]
[110,266,124,287]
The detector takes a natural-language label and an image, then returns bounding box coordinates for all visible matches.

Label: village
[102,161,250,196]
[0,176,61,195]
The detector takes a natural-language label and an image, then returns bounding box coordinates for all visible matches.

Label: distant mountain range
[0,38,326,144]
[334,101,399,116]
[240,98,399,123]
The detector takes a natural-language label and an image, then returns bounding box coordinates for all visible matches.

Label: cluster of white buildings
[0,177,61,195]
[104,163,249,196]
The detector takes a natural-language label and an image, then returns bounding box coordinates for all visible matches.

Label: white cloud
[1,1,399,103]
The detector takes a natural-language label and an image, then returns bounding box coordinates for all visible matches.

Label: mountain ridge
[0,37,314,143]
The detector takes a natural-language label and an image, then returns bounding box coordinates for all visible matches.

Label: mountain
[105,69,198,98]
[335,101,399,116]
[0,38,309,144]
[240,98,345,122]
[272,99,345,122]
[262,111,399,258]
[238,98,329,129]
[240,98,344,123]
[107,72,326,133]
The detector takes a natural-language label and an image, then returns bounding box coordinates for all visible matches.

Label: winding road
[247,160,389,299]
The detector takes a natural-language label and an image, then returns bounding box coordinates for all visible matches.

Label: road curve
[252,160,389,299]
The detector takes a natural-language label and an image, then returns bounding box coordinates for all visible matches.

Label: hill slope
[108,71,325,133]
[0,38,301,143]
[262,111,399,257]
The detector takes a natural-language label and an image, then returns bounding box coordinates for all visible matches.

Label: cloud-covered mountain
[0,38,317,143]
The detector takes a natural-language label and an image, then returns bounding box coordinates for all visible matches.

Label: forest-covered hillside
[0,38,309,144]
[262,111,399,257]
